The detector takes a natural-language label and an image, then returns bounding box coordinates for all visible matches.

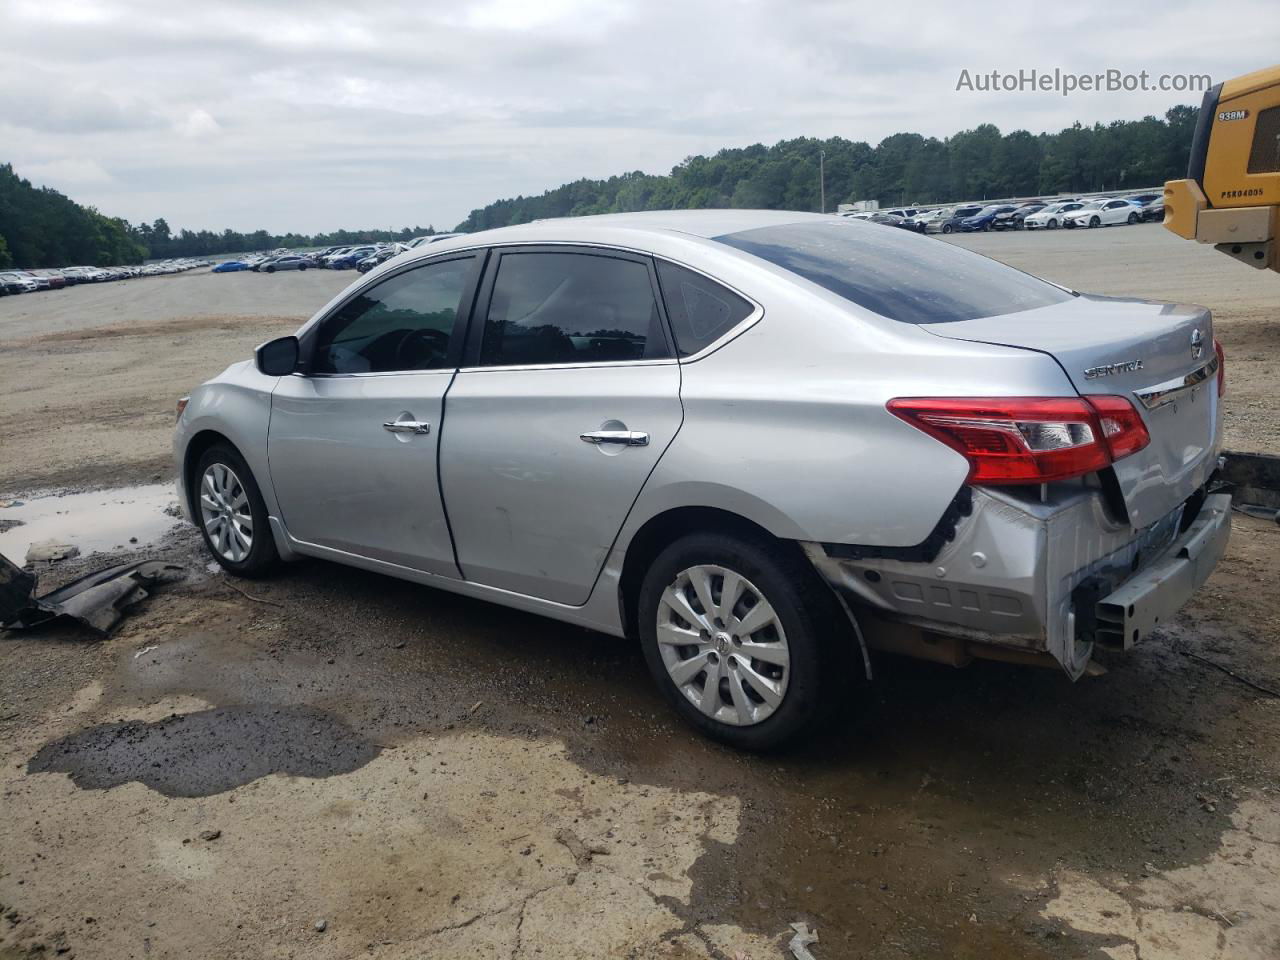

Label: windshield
[714,219,1073,325]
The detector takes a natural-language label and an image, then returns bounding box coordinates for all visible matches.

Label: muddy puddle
[0,483,180,563]
[27,704,381,797]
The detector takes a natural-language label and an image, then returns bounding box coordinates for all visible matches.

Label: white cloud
[0,0,1277,233]
[21,157,114,185]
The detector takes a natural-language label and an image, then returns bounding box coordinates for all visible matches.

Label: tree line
[456,106,1197,231]
[1,104,1196,269]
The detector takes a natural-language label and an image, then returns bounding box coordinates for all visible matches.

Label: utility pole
[819,149,826,214]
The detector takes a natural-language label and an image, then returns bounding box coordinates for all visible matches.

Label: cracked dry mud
[3,228,1280,959]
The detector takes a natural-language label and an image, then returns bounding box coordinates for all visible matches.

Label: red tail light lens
[1214,338,1225,396]
[887,396,1150,485]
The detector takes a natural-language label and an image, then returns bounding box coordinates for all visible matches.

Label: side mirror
[256,335,299,376]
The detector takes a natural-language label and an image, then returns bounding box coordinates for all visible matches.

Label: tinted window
[480,252,669,366]
[655,261,754,356]
[313,257,472,374]
[714,220,1072,325]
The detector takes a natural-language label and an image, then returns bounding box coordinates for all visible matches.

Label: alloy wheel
[655,564,790,727]
[199,462,254,562]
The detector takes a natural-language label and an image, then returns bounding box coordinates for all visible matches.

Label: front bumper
[805,486,1230,679]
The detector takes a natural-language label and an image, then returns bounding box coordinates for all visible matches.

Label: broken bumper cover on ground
[804,488,1231,679]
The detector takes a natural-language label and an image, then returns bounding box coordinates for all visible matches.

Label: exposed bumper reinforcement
[1092,493,1231,649]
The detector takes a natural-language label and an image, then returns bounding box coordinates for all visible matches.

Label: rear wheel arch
[618,506,810,640]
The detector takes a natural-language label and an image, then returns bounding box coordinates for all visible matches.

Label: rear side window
[313,256,473,374]
[655,261,754,356]
[479,252,670,366]
[714,220,1072,324]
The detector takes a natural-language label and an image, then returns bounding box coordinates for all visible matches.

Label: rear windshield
[713,220,1073,324]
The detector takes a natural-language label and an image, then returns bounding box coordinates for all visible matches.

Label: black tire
[981,222,991,232]
[1127,212,1138,224]
[941,224,953,234]
[193,443,279,577]
[299,263,307,271]
[1047,218,1058,229]
[1089,215,1101,228]
[266,265,276,273]
[638,531,842,751]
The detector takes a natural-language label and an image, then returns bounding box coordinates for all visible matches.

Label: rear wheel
[638,532,841,750]
[1127,211,1138,224]
[194,444,279,577]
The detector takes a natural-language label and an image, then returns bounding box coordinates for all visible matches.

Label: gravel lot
[2,229,1279,960]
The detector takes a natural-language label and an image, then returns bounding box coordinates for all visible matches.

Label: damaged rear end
[809,295,1231,678]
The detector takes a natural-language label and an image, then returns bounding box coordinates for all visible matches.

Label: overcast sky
[3,0,1277,233]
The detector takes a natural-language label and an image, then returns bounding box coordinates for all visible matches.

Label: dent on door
[439,364,683,605]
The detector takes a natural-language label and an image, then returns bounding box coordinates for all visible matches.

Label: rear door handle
[383,420,431,435]
[580,430,648,446]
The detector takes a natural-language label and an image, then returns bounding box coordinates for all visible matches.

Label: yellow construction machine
[1165,64,1280,272]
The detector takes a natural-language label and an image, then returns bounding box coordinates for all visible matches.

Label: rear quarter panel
[619,276,1081,549]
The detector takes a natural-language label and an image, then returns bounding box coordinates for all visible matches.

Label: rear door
[439,246,683,605]
[267,253,482,575]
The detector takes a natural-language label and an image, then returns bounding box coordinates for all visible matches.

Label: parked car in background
[0,272,40,294]
[991,203,1046,230]
[327,246,378,269]
[906,209,947,233]
[1023,201,1084,230]
[174,210,1229,749]
[1138,196,1165,222]
[1064,198,1141,228]
[1124,194,1161,207]
[959,204,1018,232]
[357,245,410,273]
[255,254,310,273]
[931,205,984,234]
[212,260,252,273]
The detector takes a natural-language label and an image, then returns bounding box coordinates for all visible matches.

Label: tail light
[1214,338,1225,396]
[887,396,1150,485]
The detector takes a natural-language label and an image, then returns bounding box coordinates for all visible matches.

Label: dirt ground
[2,229,1279,960]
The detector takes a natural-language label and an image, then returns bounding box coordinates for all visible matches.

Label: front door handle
[580,430,648,446]
[383,420,431,435]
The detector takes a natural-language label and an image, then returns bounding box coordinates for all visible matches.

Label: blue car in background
[212,260,250,273]
[327,246,378,270]
[959,204,1018,232]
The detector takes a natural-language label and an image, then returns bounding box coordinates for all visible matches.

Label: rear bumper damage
[804,485,1231,679]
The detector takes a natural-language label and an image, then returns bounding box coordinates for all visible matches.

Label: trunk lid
[927,295,1221,527]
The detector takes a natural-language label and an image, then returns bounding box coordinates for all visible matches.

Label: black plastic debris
[1,552,184,635]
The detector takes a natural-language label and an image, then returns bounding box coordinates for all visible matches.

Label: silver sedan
[174,211,1230,749]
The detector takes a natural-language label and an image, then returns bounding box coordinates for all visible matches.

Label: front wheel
[299,263,307,271]
[193,444,279,577]
[638,532,840,750]
[266,265,276,273]
[941,224,953,234]
[1089,216,1101,228]
[981,222,991,232]
[1047,219,1058,229]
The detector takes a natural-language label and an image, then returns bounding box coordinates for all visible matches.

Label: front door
[268,253,481,576]
[440,247,683,605]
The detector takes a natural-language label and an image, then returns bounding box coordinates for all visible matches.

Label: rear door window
[714,220,1072,324]
[478,251,670,366]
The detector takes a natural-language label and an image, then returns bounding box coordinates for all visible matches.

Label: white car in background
[1024,201,1084,230]
[1063,198,1141,229]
